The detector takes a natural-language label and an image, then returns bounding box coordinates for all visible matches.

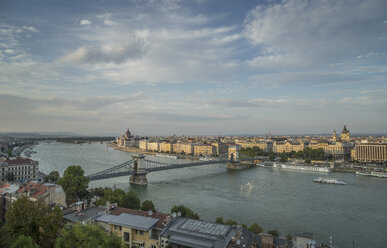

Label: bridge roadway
[86,157,260,181]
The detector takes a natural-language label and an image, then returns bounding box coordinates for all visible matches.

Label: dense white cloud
[244,0,387,66]
[80,19,92,25]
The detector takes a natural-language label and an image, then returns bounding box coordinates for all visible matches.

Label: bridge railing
[87,159,134,179]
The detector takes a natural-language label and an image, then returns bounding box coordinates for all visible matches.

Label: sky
[0,0,387,136]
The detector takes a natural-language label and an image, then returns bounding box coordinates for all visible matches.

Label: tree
[11,235,39,248]
[248,223,263,234]
[45,171,60,183]
[215,216,224,224]
[55,223,122,248]
[268,229,280,238]
[305,158,311,164]
[285,234,293,241]
[5,172,15,182]
[280,153,288,163]
[58,165,90,204]
[268,152,275,161]
[141,200,156,212]
[2,196,63,248]
[224,219,238,226]
[171,205,200,220]
[120,189,141,209]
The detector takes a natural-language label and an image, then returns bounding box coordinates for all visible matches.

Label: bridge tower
[228,145,239,161]
[129,154,148,185]
[227,145,243,169]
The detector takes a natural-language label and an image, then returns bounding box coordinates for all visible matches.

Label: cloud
[80,19,92,25]
[61,38,145,64]
[244,0,387,66]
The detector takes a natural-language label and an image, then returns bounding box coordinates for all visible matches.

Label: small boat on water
[313,177,346,185]
[156,154,179,159]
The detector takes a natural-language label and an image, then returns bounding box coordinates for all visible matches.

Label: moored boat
[313,177,346,185]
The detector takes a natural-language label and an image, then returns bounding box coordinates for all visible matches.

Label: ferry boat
[155,154,179,159]
[313,177,346,185]
[356,171,387,178]
[371,172,387,178]
[273,162,331,173]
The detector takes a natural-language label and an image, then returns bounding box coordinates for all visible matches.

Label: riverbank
[107,142,202,160]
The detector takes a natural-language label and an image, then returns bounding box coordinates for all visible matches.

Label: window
[124,232,129,242]
[151,245,156,248]
[140,230,144,235]
[135,230,138,234]
[119,226,122,231]
[114,225,117,230]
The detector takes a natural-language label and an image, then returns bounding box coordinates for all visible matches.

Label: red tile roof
[5,157,32,164]
[17,181,48,199]
[110,207,169,229]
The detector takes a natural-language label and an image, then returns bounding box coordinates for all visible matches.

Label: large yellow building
[194,144,216,156]
[159,142,173,153]
[95,207,170,248]
[273,141,304,153]
[147,142,160,152]
[351,143,387,162]
[172,143,193,155]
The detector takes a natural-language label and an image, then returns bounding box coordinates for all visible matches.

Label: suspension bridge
[84,151,261,185]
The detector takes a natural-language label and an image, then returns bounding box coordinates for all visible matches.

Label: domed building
[116,128,139,148]
[340,125,351,142]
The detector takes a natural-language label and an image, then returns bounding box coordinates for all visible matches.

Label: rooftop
[63,206,105,223]
[110,207,169,229]
[98,213,159,231]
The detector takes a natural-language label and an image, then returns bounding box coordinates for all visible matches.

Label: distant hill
[0,131,82,137]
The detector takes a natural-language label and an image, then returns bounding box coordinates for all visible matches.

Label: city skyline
[1,0,387,135]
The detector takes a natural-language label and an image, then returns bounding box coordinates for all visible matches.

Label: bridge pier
[129,154,148,185]
[129,173,148,185]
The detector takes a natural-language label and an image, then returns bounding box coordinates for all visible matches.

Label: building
[0,184,19,222]
[148,142,160,152]
[340,125,351,142]
[63,201,106,224]
[351,143,387,162]
[116,129,139,148]
[160,217,261,248]
[273,141,304,153]
[194,144,216,156]
[211,142,229,156]
[139,140,148,151]
[236,141,273,152]
[16,181,66,207]
[95,207,170,248]
[172,143,194,155]
[0,157,39,183]
[159,142,173,153]
[294,232,316,248]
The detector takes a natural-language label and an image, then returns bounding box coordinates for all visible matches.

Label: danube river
[31,142,387,248]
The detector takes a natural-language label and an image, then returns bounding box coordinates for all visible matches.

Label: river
[30,142,387,248]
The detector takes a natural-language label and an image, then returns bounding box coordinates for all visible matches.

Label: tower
[340,125,350,142]
[332,130,337,142]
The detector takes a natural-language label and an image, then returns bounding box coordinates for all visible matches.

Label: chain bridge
[85,151,261,185]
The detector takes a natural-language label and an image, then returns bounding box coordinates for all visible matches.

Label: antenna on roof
[172,212,177,218]
[148,210,153,216]
[177,211,182,217]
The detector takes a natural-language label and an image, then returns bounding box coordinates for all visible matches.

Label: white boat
[274,163,331,172]
[156,154,179,159]
[313,177,346,185]
[199,157,211,161]
[370,171,387,178]
[356,171,371,176]
[356,171,387,178]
